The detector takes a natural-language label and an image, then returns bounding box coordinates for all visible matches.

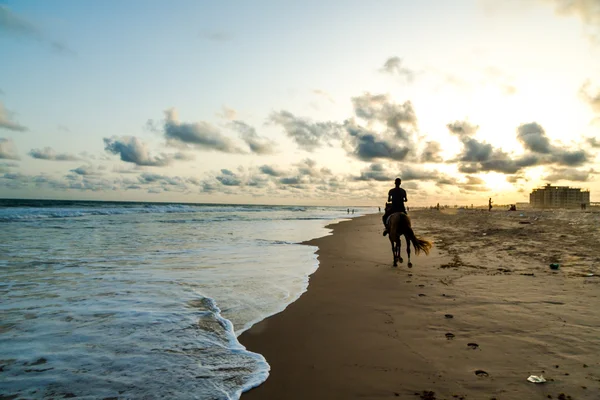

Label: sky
[1,0,599,206]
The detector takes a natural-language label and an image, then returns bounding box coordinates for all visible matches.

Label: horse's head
[385,202,392,213]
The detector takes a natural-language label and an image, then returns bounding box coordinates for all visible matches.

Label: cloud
[70,165,100,176]
[269,110,342,151]
[448,119,590,175]
[230,120,277,154]
[164,108,245,153]
[294,158,331,178]
[344,120,410,161]
[104,136,192,166]
[0,161,17,173]
[259,164,285,177]
[353,163,395,182]
[420,141,444,163]
[446,120,479,138]
[0,5,75,55]
[29,147,80,161]
[0,102,27,132]
[587,136,600,147]
[201,31,233,42]
[216,106,237,120]
[543,167,595,182]
[516,122,552,153]
[351,93,418,139]
[544,0,600,39]
[380,57,415,82]
[313,90,335,103]
[0,5,40,38]
[579,80,600,112]
[216,169,242,186]
[0,138,20,160]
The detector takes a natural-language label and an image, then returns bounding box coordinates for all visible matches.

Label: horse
[384,203,432,267]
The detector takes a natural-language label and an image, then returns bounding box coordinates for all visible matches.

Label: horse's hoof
[408,262,413,268]
[393,262,397,267]
[399,257,404,264]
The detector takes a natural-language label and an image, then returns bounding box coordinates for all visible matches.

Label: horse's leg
[391,240,397,267]
[406,234,412,268]
[398,237,403,264]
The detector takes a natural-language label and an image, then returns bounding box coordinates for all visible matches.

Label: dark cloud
[516,122,552,154]
[279,176,302,185]
[215,169,242,186]
[449,120,589,174]
[104,136,193,167]
[0,102,27,132]
[351,93,417,139]
[70,165,99,176]
[446,120,479,138]
[230,120,277,154]
[543,167,595,182]
[380,57,415,82]
[29,147,80,161]
[259,165,284,177]
[269,110,342,151]
[353,163,394,182]
[344,121,410,161]
[164,109,245,153]
[551,149,588,166]
[459,138,493,162]
[352,163,445,184]
[0,138,20,160]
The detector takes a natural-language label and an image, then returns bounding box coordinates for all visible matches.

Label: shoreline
[240,211,600,399]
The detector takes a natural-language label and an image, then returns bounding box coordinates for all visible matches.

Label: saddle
[386,211,407,226]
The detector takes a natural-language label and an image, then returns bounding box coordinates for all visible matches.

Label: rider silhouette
[383,178,407,236]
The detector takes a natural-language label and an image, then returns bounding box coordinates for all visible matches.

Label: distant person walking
[382,178,407,236]
[488,198,493,212]
[347,208,349,214]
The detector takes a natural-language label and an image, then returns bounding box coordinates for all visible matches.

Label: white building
[529,184,590,208]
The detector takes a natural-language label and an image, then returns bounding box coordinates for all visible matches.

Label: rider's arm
[388,189,393,202]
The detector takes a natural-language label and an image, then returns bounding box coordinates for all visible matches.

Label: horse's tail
[408,227,433,256]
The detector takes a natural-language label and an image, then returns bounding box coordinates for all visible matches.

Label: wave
[0,200,331,223]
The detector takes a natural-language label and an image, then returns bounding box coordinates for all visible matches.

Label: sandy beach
[240,209,600,399]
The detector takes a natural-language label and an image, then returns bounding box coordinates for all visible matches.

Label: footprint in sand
[418,293,426,297]
[444,314,453,319]
[474,370,489,377]
[467,343,479,349]
[445,332,455,340]
[418,284,425,288]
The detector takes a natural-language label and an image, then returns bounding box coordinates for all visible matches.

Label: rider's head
[394,178,401,186]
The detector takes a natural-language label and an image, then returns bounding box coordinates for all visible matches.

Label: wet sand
[240,209,600,399]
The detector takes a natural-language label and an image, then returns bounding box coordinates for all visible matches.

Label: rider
[383,178,407,236]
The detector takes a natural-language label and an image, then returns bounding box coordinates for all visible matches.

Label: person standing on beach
[488,198,493,212]
[382,178,407,236]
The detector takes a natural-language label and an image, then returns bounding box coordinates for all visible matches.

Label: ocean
[0,199,374,399]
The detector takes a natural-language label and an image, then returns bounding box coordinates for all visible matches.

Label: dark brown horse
[385,203,432,267]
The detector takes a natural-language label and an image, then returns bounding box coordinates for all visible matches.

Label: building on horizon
[529,184,590,208]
